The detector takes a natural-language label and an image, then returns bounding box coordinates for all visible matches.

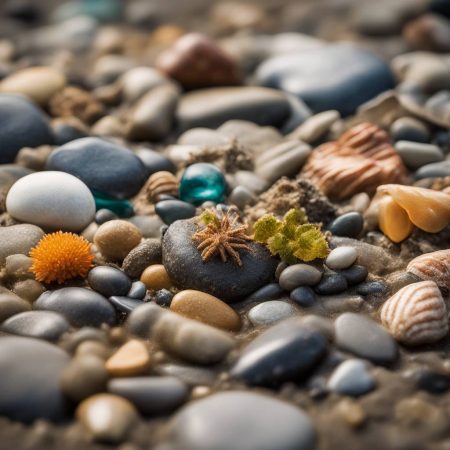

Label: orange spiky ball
[30,231,94,284]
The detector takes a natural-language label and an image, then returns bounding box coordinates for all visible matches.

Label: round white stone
[325,246,357,270]
[6,171,96,232]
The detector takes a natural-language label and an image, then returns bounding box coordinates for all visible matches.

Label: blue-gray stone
[88,266,132,298]
[357,281,387,296]
[415,160,450,180]
[290,286,316,307]
[155,200,196,225]
[339,265,368,286]
[136,148,176,176]
[109,296,144,313]
[248,301,297,326]
[328,212,364,238]
[327,359,376,396]
[46,137,147,199]
[256,44,394,115]
[246,283,286,302]
[128,281,147,300]
[314,273,348,295]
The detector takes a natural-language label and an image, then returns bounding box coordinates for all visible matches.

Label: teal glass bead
[179,163,226,205]
[92,190,134,218]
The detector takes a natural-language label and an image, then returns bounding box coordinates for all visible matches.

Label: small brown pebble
[76,340,111,360]
[105,339,151,377]
[94,220,142,261]
[146,171,179,203]
[15,146,53,171]
[12,279,45,303]
[122,238,162,278]
[335,398,366,428]
[140,264,172,290]
[170,289,241,331]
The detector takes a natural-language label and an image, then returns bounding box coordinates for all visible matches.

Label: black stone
[357,281,387,296]
[109,296,144,314]
[328,212,364,238]
[155,200,196,225]
[88,266,132,298]
[246,283,286,302]
[314,273,348,295]
[52,121,88,146]
[414,368,450,394]
[155,289,173,307]
[415,161,450,180]
[128,281,147,300]
[290,286,316,307]
[339,265,368,286]
[136,148,176,176]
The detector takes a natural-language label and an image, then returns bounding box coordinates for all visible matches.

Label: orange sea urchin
[30,231,94,284]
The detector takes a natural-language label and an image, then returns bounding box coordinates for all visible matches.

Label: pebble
[6,171,96,232]
[248,301,297,326]
[327,359,376,396]
[328,212,364,238]
[155,199,196,225]
[126,303,165,338]
[163,391,316,450]
[335,313,398,365]
[338,265,368,286]
[228,185,256,209]
[155,289,174,307]
[120,67,169,103]
[122,238,162,278]
[291,110,340,143]
[0,224,44,265]
[231,318,327,385]
[106,339,150,377]
[356,281,386,296]
[140,264,172,291]
[88,266,132,299]
[176,86,291,131]
[412,367,450,394]
[0,336,69,422]
[135,148,176,176]
[0,94,53,163]
[46,137,148,199]
[34,287,116,328]
[1,311,70,342]
[95,209,118,224]
[127,281,147,300]
[108,296,144,314]
[314,273,348,295]
[0,292,31,323]
[279,264,323,291]
[170,290,241,331]
[246,283,286,302]
[76,394,138,444]
[415,160,450,180]
[128,215,165,238]
[94,220,142,261]
[256,44,394,115]
[395,141,444,169]
[390,117,430,143]
[325,247,357,270]
[0,66,66,106]
[290,286,316,307]
[60,354,109,402]
[317,294,364,314]
[155,363,216,387]
[108,376,188,416]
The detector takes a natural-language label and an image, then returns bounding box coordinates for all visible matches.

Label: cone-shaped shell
[380,281,448,345]
[407,250,450,293]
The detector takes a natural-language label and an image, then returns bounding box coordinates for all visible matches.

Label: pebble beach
[0,0,449,449]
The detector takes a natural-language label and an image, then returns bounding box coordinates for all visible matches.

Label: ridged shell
[407,250,450,293]
[146,171,179,202]
[302,122,407,200]
[380,280,448,345]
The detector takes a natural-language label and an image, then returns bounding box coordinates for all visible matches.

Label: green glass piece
[179,163,226,205]
[92,190,134,217]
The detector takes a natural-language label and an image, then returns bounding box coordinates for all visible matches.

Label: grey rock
[290,286,316,307]
[88,266,132,298]
[390,117,430,143]
[395,141,443,169]
[228,185,256,209]
[155,200,196,225]
[317,295,364,315]
[108,296,144,313]
[415,160,450,179]
[155,363,217,386]
[339,265,368,286]
[328,212,364,238]
[135,148,176,176]
[0,292,31,323]
[0,224,44,265]
[248,301,297,326]
[122,238,162,278]
[327,359,376,396]
[128,215,165,238]
[314,273,348,295]
[126,303,165,338]
[127,281,147,300]
[290,110,340,143]
[246,283,286,302]
[279,264,323,291]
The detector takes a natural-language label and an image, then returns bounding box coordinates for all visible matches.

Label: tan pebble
[191,385,211,399]
[12,279,45,303]
[335,398,366,428]
[140,264,172,290]
[0,66,66,106]
[76,341,111,360]
[4,254,34,280]
[106,339,150,377]
[380,280,448,345]
[76,394,138,443]
[407,250,450,293]
[94,220,142,261]
[170,289,241,331]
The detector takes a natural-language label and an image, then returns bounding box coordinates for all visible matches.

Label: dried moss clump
[253,208,329,264]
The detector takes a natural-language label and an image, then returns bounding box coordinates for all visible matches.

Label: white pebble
[326,246,357,270]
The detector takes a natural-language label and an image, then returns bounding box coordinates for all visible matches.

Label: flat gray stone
[327,359,376,396]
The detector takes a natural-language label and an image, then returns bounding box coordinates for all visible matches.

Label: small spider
[192,209,253,266]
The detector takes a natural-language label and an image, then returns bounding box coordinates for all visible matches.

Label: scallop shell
[301,122,407,200]
[407,250,450,293]
[380,280,448,345]
[146,171,179,202]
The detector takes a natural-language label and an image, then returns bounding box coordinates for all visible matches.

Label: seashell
[407,250,450,293]
[374,184,450,242]
[380,280,448,345]
[145,171,179,202]
[301,122,407,200]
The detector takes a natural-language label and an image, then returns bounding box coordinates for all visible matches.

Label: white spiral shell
[380,280,449,345]
[407,250,450,293]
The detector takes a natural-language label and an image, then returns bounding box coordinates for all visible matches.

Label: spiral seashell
[407,250,450,293]
[146,171,179,202]
[380,280,449,345]
[301,122,407,200]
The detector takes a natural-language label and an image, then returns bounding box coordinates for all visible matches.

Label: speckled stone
[122,238,162,278]
[248,301,297,326]
[279,264,323,291]
[0,224,44,265]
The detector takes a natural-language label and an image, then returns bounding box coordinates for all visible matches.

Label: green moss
[253,208,329,264]
[198,209,221,228]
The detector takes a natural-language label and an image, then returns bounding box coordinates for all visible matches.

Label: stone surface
[155,200,197,225]
[122,238,162,278]
[415,160,450,179]
[314,273,348,295]
[128,281,147,300]
[108,296,144,314]
[290,286,316,307]
[328,212,364,238]
[0,336,69,422]
[395,141,444,169]
[88,266,132,298]
[327,359,376,396]
[6,171,95,232]
[246,283,286,302]
[325,247,357,270]
[164,391,316,450]
[339,265,368,286]
[0,293,31,323]
[46,137,147,199]
[106,339,150,377]
[34,287,116,328]
[279,264,323,291]
[335,313,398,365]
[248,301,297,326]
[0,224,44,265]
[140,264,172,291]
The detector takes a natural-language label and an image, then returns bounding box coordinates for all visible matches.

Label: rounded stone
[95,208,118,224]
[1,310,70,341]
[356,280,386,296]
[140,264,172,291]
[390,117,430,143]
[105,339,150,377]
[328,212,364,238]
[171,289,241,331]
[136,148,176,176]
[122,238,162,278]
[128,281,147,300]
[0,336,70,422]
[164,391,316,450]
[88,266,132,298]
[279,264,323,291]
[339,265,368,286]
[155,289,174,307]
[46,137,148,199]
[314,273,348,295]
[0,94,53,164]
[34,287,116,328]
[246,283,286,302]
[325,247,357,270]
[0,292,31,322]
[108,296,144,314]
[327,359,376,396]
[0,225,44,266]
[395,141,444,169]
[6,171,96,232]
[415,160,450,179]
[155,199,196,225]
[108,376,188,416]
[290,286,316,307]
[248,301,297,326]
[94,220,142,261]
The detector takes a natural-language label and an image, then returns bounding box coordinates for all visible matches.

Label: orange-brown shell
[407,250,450,293]
[145,171,179,203]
